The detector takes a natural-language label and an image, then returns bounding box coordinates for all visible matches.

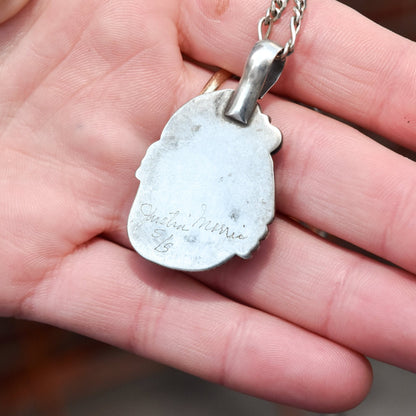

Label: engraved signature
[140,203,248,241]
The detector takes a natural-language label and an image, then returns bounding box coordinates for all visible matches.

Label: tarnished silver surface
[128,89,282,271]
[225,40,285,125]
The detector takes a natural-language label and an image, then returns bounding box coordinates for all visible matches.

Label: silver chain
[258,0,307,60]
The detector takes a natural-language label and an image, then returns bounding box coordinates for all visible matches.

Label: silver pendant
[128,40,285,271]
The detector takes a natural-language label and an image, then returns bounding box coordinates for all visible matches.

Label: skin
[0,0,415,412]
[0,0,30,23]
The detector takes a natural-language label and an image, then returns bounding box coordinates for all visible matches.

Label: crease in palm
[0,0,415,412]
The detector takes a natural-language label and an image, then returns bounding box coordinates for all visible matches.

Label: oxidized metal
[126,0,309,270]
[225,40,285,124]
[128,89,282,271]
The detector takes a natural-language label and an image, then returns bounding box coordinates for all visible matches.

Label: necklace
[128,0,307,271]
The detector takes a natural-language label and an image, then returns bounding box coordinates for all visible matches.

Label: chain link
[265,0,288,24]
[258,0,307,60]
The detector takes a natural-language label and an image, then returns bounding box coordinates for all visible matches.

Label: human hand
[1,0,415,412]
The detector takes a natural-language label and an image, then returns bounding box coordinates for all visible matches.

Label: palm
[1,0,185,297]
[1,0,415,412]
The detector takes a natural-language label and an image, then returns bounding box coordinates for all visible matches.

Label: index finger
[177,0,416,149]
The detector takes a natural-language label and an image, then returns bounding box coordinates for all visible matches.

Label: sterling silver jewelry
[128,1,307,271]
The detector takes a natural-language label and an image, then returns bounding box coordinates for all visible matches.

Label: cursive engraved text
[140,203,247,240]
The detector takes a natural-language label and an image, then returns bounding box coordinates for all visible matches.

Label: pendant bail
[225,40,285,125]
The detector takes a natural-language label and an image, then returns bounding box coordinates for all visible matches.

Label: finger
[104,58,416,374]
[19,238,372,412]
[177,0,416,149]
[106,74,416,373]
[110,64,416,276]
[0,0,30,24]
[262,94,416,275]
[195,217,416,373]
